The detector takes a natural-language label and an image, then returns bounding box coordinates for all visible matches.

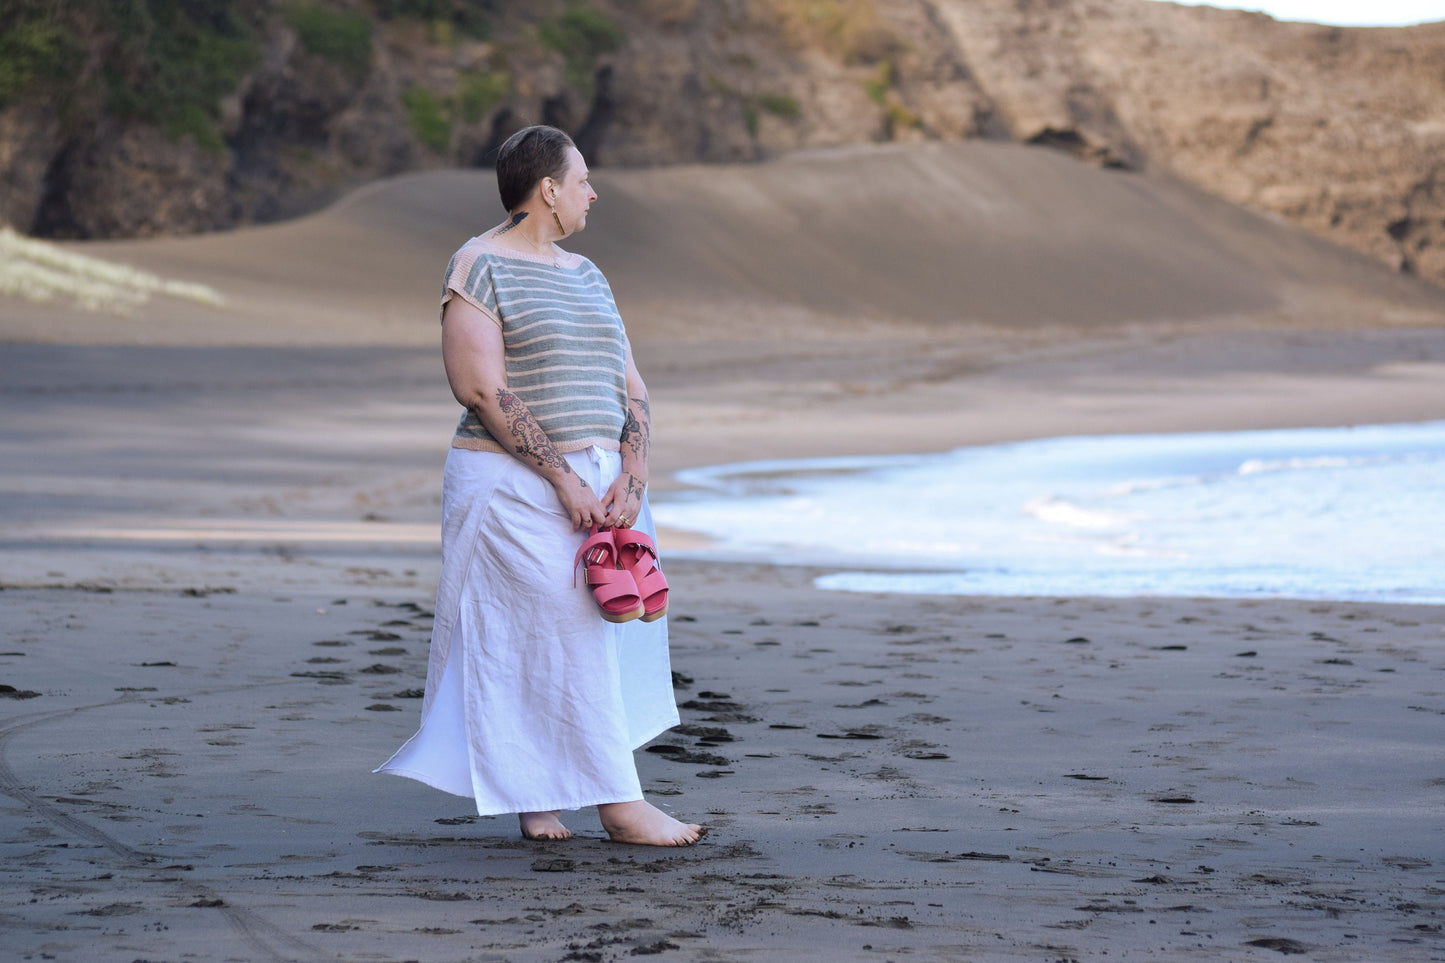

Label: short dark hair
[495,125,576,213]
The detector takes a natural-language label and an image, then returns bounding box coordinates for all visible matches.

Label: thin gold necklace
[496,213,562,267]
[523,240,561,268]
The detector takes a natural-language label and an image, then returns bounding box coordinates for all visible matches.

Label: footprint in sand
[644,745,731,766]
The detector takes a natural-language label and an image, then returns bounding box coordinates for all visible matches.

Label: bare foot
[598,799,703,846]
[519,811,571,841]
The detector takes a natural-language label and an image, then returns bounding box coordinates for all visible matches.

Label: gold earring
[550,195,565,234]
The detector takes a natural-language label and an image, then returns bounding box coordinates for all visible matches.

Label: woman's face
[547,148,598,235]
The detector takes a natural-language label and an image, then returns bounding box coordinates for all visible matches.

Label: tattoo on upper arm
[495,388,572,476]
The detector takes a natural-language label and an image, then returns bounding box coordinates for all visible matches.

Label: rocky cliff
[2,0,1442,286]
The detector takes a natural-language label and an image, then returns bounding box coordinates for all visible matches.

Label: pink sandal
[612,529,669,622]
[573,528,645,623]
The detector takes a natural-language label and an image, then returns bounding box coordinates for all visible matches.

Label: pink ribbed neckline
[473,234,584,269]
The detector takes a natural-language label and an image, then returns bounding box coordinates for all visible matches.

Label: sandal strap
[613,529,658,558]
[573,527,616,587]
[585,565,643,609]
[614,529,668,616]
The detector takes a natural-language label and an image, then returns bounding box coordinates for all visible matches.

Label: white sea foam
[654,421,1445,604]
[1237,455,1364,476]
[1022,496,1127,529]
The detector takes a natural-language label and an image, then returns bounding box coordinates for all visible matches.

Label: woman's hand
[601,470,646,529]
[555,473,608,530]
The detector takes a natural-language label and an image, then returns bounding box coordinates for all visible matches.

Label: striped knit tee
[441,235,629,454]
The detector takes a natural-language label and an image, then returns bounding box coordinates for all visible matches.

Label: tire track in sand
[0,687,323,962]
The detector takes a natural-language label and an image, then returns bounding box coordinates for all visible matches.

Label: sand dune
[4,141,1442,346]
[582,141,1442,334]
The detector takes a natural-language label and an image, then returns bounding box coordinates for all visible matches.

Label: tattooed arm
[604,342,651,528]
[441,297,604,528]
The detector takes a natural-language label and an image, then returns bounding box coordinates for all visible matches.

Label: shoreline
[651,419,1445,609]
[3,328,1442,600]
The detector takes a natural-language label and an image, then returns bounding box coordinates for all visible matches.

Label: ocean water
[653,421,1445,604]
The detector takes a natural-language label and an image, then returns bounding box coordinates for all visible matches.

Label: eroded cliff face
[919,0,1445,283]
[2,0,1442,286]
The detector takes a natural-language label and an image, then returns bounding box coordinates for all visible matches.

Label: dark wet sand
[3,564,1444,961]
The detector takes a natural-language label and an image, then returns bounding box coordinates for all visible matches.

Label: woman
[375,126,702,847]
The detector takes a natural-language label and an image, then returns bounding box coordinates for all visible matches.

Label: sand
[3,142,1445,960]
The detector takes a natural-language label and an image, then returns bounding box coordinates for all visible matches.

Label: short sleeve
[440,246,503,328]
[595,262,630,350]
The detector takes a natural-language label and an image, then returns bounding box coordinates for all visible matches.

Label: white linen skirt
[374,445,679,816]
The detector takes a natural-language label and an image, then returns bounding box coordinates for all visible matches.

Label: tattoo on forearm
[620,395,651,464]
[619,408,641,446]
[494,387,576,479]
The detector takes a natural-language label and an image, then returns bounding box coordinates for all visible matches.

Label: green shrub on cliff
[539,4,625,91]
[758,92,800,118]
[284,3,373,76]
[400,71,510,154]
[0,18,79,108]
[863,61,891,105]
[2,0,259,147]
[457,70,510,124]
[375,0,491,40]
[103,0,260,149]
[375,0,447,15]
[761,0,901,65]
[403,86,451,152]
